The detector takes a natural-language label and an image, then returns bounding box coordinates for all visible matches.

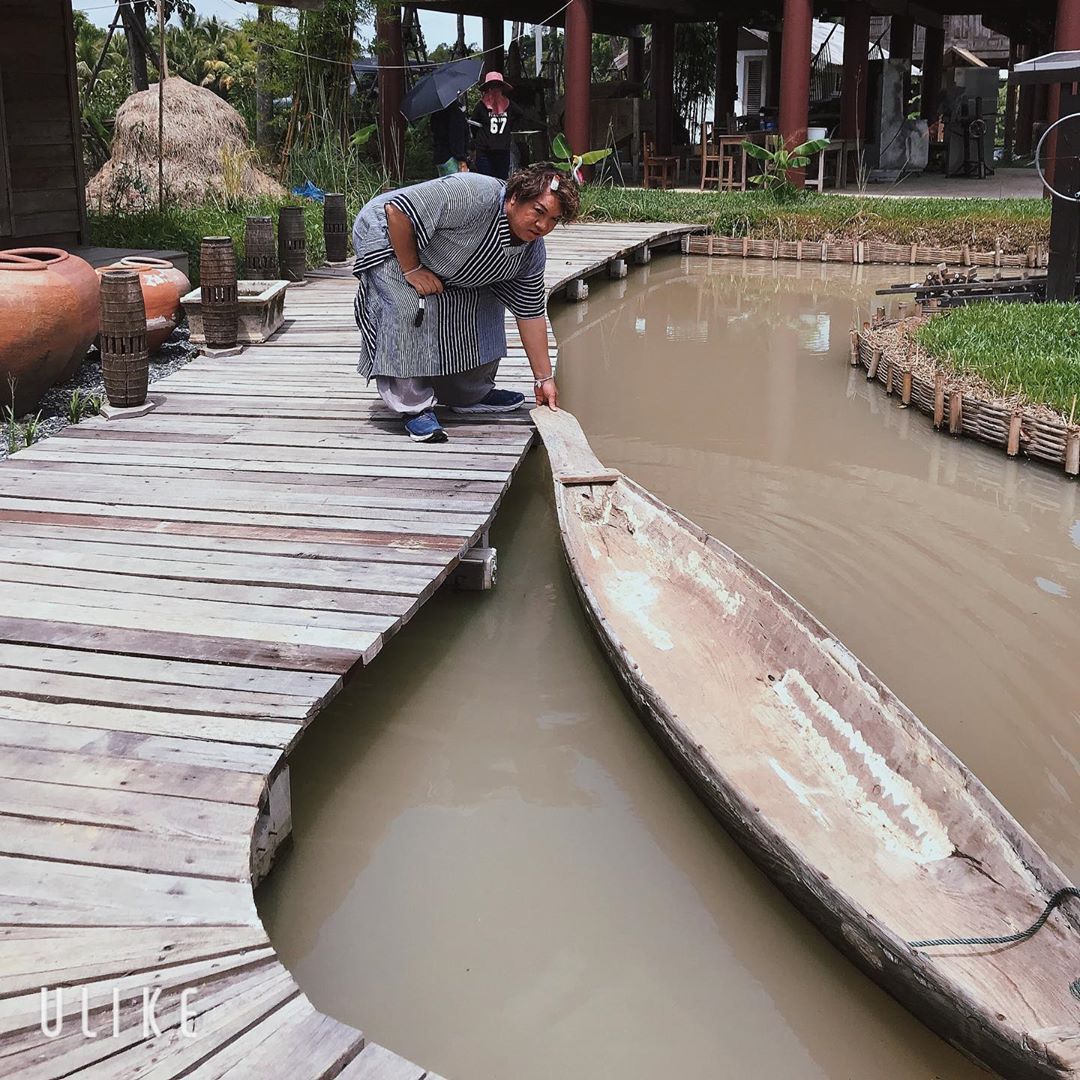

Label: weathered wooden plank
[0,744,267,804]
[336,1042,427,1079]
[0,644,340,699]
[0,616,360,674]
[0,855,258,926]
[0,924,270,997]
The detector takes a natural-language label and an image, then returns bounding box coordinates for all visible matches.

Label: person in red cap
[471,72,525,180]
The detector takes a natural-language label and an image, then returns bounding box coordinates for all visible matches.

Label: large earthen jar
[0,248,100,414]
[97,257,187,352]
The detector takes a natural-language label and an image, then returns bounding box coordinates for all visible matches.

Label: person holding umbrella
[350,164,579,443]
[431,94,469,176]
[471,72,525,180]
[400,57,482,175]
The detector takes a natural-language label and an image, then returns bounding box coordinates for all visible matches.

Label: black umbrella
[401,57,483,122]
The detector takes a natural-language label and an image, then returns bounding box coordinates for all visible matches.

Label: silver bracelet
[402,264,422,276]
[534,375,555,387]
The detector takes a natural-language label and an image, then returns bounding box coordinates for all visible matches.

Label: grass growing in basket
[916,302,1080,416]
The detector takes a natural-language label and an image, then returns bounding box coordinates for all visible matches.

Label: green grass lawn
[579,188,1049,251]
[916,302,1080,416]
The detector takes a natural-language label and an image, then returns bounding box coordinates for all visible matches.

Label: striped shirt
[351,173,546,379]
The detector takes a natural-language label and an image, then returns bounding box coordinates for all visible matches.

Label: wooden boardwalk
[0,221,698,1078]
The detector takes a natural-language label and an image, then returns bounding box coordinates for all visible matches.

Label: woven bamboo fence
[688,234,1049,269]
[852,317,1080,477]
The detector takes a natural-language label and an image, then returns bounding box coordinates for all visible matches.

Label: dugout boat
[531,406,1080,1079]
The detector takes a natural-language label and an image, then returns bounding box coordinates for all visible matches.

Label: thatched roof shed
[86,77,286,212]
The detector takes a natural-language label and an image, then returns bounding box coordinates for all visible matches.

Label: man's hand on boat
[403,266,445,296]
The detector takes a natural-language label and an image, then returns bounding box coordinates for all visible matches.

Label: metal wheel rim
[1035,112,1080,201]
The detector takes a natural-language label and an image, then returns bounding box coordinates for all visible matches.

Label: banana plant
[742,134,830,200]
[551,132,612,182]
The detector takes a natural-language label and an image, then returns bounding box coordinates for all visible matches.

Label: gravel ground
[1,324,198,461]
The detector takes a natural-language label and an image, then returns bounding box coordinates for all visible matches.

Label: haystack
[87,77,286,211]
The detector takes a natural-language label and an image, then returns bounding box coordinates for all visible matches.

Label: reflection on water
[258,254,1080,1080]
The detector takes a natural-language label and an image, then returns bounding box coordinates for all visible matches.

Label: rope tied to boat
[909,887,1080,1000]
[908,887,1080,949]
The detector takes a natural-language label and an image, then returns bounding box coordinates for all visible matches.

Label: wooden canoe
[531,406,1080,1079]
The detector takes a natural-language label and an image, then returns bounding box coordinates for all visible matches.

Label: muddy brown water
[258,255,1080,1079]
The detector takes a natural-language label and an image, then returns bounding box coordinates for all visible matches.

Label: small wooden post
[901,371,913,405]
[961,243,971,266]
[948,391,963,434]
[933,372,945,427]
[885,359,894,395]
[849,328,860,366]
[874,304,885,326]
[199,236,239,351]
[99,269,150,409]
[449,546,498,590]
[277,206,307,283]
[867,347,881,380]
[742,237,749,257]
[608,258,628,279]
[566,278,589,301]
[244,216,277,278]
[323,193,349,264]
[1066,432,1080,477]
[634,245,651,265]
[1007,412,1022,456]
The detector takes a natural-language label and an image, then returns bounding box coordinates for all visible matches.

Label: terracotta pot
[96,257,187,352]
[0,248,100,415]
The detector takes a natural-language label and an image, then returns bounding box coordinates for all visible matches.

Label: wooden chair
[642,131,678,190]
[699,121,733,191]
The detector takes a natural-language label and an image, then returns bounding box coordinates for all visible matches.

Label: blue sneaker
[404,409,448,443]
[449,389,526,414]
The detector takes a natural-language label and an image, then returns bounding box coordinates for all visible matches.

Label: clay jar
[0,248,100,414]
[96,256,188,352]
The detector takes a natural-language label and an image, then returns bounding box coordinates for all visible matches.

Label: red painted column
[482,18,504,76]
[840,0,870,139]
[627,35,645,85]
[778,0,812,166]
[652,15,675,154]
[1049,0,1080,186]
[377,5,405,180]
[920,25,945,123]
[714,16,738,130]
[564,0,593,157]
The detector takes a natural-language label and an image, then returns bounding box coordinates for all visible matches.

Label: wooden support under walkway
[0,221,699,1078]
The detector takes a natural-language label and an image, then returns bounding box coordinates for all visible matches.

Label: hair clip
[549,177,560,191]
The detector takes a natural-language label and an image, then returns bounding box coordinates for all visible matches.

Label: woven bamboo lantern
[323,193,348,263]
[278,206,307,282]
[99,269,149,408]
[244,216,277,279]
[199,236,239,348]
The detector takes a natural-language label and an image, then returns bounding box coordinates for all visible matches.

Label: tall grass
[578,188,1050,251]
[916,302,1080,415]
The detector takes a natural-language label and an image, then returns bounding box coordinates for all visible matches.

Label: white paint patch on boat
[768,758,832,828]
[770,670,952,864]
[602,570,674,651]
[682,547,744,618]
[821,638,862,681]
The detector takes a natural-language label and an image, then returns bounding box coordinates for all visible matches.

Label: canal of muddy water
[258,255,1080,1079]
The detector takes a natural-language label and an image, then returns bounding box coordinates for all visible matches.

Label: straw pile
[87,77,286,211]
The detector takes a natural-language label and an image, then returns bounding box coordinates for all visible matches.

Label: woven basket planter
[244,216,277,279]
[278,206,307,282]
[99,269,149,408]
[199,236,239,348]
[323,194,348,263]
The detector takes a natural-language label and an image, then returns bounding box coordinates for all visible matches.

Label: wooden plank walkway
[0,221,698,1078]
